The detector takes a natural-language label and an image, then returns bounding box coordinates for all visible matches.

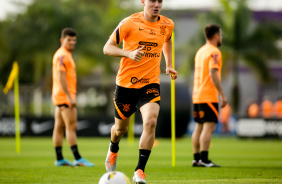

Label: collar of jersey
[61,46,71,54]
[139,12,161,26]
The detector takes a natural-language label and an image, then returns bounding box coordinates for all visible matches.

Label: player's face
[61,35,76,51]
[217,30,222,47]
[142,0,163,18]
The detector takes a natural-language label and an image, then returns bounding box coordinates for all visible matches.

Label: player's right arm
[58,70,76,108]
[103,17,145,62]
[103,39,145,62]
[56,58,76,108]
[210,68,227,108]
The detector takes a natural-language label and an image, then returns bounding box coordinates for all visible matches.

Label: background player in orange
[52,28,94,167]
[192,24,227,167]
[103,0,177,183]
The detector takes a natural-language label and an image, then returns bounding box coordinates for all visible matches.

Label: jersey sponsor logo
[143,52,161,58]
[123,104,130,112]
[160,25,166,35]
[139,41,158,47]
[146,88,160,96]
[131,77,150,84]
[137,41,160,58]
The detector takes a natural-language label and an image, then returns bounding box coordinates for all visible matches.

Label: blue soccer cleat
[73,158,95,167]
[55,158,73,166]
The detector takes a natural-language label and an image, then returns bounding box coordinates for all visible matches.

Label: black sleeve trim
[116,28,120,45]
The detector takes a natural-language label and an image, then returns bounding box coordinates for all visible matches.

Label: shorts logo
[146,88,160,96]
[131,77,150,84]
[123,104,130,112]
[160,25,166,35]
[199,111,205,119]
[193,111,198,118]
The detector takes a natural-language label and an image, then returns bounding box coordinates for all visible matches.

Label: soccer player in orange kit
[52,28,94,167]
[103,0,177,183]
[192,24,227,167]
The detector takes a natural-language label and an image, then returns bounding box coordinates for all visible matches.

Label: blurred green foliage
[0,0,137,87]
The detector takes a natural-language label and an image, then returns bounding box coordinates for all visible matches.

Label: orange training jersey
[52,47,77,106]
[110,12,174,88]
[192,44,222,103]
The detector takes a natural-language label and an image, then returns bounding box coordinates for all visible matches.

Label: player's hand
[128,45,145,62]
[67,96,77,108]
[220,95,227,108]
[166,67,178,80]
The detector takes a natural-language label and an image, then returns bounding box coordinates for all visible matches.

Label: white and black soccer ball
[98,171,130,184]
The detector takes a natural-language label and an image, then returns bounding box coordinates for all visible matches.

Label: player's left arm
[163,38,177,80]
[210,68,227,108]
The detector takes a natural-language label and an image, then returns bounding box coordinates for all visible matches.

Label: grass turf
[0,137,282,183]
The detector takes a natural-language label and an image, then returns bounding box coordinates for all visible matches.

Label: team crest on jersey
[160,25,166,35]
[123,104,130,112]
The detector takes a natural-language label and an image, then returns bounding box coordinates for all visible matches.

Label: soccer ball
[98,171,130,184]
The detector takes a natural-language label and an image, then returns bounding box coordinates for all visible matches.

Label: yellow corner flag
[3,62,19,94]
[3,61,21,154]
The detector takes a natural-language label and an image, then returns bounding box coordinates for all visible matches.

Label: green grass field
[0,137,282,184]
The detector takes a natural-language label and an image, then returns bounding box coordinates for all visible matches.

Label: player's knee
[211,126,216,133]
[144,118,157,131]
[115,128,128,137]
[66,121,77,131]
